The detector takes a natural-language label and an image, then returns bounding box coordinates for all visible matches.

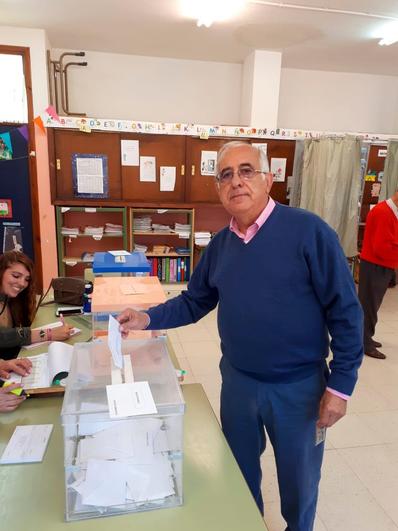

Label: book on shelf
[148,256,190,283]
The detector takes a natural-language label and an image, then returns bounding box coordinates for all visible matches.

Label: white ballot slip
[108,314,123,369]
[106,382,157,418]
[0,424,53,464]
[9,342,74,388]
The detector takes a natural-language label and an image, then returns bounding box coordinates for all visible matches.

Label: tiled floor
[167,285,398,530]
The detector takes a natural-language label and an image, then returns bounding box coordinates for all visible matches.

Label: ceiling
[2,0,398,75]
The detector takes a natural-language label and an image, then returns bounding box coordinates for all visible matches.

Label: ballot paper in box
[61,337,185,521]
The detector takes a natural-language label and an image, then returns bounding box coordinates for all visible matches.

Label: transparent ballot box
[91,276,166,338]
[61,337,185,521]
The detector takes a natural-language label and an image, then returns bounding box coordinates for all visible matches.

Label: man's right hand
[117,308,150,338]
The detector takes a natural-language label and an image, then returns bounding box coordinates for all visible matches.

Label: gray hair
[217,141,270,174]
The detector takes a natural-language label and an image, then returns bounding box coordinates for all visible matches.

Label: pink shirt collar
[229,197,276,244]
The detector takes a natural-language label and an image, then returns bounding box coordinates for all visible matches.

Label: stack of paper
[71,419,175,507]
[133,217,152,232]
[84,226,104,236]
[195,231,211,246]
[134,244,148,253]
[61,227,79,236]
[152,223,171,232]
[104,223,123,235]
[173,223,190,239]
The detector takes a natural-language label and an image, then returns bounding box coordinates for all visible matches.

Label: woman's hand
[0,383,25,412]
[0,358,32,379]
[51,324,72,341]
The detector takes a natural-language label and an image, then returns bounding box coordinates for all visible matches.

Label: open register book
[10,342,74,396]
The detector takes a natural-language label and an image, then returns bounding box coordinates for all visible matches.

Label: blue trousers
[220,357,326,531]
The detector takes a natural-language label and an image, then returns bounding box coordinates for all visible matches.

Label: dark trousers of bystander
[358,259,395,352]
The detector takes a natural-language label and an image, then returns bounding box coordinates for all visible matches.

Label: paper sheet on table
[108,250,130,256]
[139,156,156,182]
[119,283,150,295]
[76,157,104,194]
[106,382,157,418]
[0,424,53,464]
[160,166,176,191]
[9,342,73,387]
[81,459,127,506]
[23,321,80,350]
[121,139,139,166]
[108,314,123,369]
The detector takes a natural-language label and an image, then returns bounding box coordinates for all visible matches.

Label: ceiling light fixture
[180,0,247,28]
[377,22,398,46]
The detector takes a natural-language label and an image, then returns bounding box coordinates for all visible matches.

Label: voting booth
[91,276,166,338]
[61,337,185,521]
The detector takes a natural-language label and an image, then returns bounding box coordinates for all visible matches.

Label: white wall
[278,68,398,134]
[51,49,242,125]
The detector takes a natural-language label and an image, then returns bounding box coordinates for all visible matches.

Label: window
[0,54,28,123]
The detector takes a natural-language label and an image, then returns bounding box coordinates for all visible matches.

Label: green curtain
[299,136,362,257]
[379,140,398,201]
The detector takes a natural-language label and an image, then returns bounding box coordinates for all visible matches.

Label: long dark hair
[0,251,36,326]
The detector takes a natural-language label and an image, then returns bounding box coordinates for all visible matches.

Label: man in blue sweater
[118,141,363,531]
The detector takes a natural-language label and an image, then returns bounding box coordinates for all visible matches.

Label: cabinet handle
[56,159,61,170]
[181,164,185,176]
[191,165,195,176]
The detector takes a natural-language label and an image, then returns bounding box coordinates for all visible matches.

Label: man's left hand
[317,390,347,428]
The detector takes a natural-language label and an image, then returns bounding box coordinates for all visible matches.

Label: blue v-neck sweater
[147,204,363,396]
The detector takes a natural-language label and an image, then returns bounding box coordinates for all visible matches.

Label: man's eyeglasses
[215,164,263,185]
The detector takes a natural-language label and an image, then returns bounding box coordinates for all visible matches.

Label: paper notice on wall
[121,140,139,166]
[200,151,217,176]
[371,182,381,197]
[160,166,176,191]
[76,157,104,193]
[252,143,268,158]
[378,149,387,158]
[271,158,287,182]
[140,156,156,182]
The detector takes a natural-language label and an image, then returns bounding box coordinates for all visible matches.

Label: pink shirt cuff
[326,387,350,400]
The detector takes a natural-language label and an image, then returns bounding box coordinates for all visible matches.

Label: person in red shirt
[359,190,398,359]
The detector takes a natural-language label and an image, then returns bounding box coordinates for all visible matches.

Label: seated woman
[0,251,71,360]
[0,358,32,412]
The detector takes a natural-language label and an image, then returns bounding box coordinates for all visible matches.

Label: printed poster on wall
[72,154,109,198]
[160,166,176,191]
[0,199,12,218]
[140,156,156,182]
[2,222,23,253]
[271,158,287,182]
[121,139,139,166]
[0,132,13,160]
[201,151,217,176]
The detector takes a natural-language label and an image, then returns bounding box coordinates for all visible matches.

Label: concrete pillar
[240,50,282,128]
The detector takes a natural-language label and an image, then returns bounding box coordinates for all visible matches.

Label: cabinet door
[185,137,235,203]
[185,137,296,204]
[121,134,185,202]
[266,139,296,205]
[53,130,122,200]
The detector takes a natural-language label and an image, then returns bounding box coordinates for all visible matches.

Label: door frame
[0,45,43,291]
